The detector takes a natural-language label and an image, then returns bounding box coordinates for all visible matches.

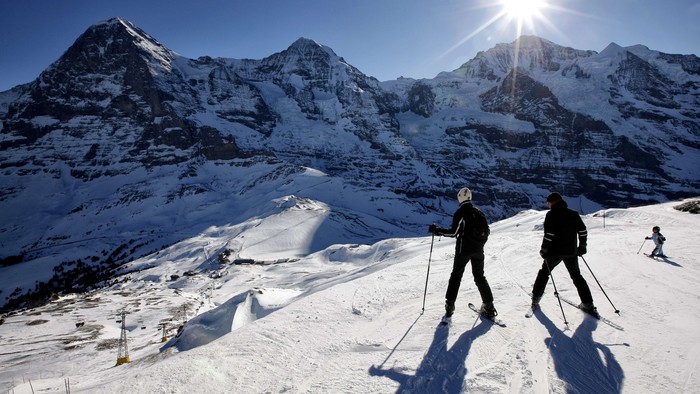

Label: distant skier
[645,226,667,258]
[530,192,597,316]
[429,187,497,319]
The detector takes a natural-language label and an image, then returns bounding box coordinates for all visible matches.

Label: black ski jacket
[541,200,588,257]
[435,202,486,254]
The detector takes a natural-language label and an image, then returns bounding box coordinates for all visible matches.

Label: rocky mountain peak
[260,37,338,76]
[254,35,376,106]
[287,37,327,54]
[66,17,175,74]
[511,35,554,49]
[2,16,181,133]
[24,15,176,103]
[598,42,627,59]
[456,35,596,79]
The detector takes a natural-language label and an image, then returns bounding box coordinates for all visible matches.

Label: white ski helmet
[457,187,472,203]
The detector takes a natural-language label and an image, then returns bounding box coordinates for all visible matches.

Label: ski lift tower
[116,310,130,365]
[160,323,168,342]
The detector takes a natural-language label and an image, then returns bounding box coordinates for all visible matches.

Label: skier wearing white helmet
[429,187,497,319]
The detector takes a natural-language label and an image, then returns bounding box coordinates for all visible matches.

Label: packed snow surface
[1,199,699,393]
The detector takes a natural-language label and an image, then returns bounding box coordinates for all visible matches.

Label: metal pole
[543,258,568,326]
[581,256,620,315]
[421,234,435,312]
[637,239,647,254]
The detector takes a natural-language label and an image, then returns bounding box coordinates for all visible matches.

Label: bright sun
[437,0,555,66]
[502,0,545,23]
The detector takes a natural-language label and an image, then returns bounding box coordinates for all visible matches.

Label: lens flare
[436,1,550,67]
[502,0,546,24]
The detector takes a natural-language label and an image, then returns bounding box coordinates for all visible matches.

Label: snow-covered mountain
[1,17,699,310]
[1,199,698,393]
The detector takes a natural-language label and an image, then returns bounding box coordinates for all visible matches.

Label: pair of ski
[439,303,506,327]
[525,298,624,331]
[643,253,669,259]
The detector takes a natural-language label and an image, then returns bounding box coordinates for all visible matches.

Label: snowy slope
[2,22,700,315]
[2,199,699,393]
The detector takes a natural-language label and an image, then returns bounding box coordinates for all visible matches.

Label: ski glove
[539,248,549,258]
[428,224,445,236]
[577,245,587,256]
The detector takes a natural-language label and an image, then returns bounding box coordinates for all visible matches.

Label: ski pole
[581,256,620,315]
[637,239,646,254]
[421,234,435,312]
[543,258,568,326]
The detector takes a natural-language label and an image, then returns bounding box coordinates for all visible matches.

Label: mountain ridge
[1,18,698,311]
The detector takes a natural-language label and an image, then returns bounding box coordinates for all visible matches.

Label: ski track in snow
[1,199,699,393]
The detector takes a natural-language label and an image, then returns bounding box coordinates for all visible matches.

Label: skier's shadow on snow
[658,257,682,267]
[369,317,491,393]
[535,309,625,393]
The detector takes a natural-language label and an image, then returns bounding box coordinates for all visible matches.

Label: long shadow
[375,313,424,369]
[642,254,682,267]
[658,257,682,267]
[535,309,625,393]
[369,318,492,393]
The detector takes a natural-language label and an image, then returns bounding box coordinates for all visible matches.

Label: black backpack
[469,207,490,244]
[658,233,666,244]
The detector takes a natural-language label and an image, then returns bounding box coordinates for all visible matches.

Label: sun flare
[436,0,559,71]
[502,0,546,23]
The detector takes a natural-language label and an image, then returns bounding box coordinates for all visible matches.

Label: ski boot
[579,302,600,318]
[445,300,455,317]
[479,302,498,319]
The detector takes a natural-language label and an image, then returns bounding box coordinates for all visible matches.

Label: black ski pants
[445,250,493,305]
[532,256,593,304]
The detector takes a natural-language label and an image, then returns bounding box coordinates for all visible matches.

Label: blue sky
[1,0,700,91]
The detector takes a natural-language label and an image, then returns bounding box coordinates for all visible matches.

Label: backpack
[469,207,490,245]
[658,233,666,244]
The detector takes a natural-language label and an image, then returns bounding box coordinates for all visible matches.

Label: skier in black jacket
[429,187,496,318]
[531,192,597,315]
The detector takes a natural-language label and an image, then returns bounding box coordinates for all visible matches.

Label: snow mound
[166,287,302,351]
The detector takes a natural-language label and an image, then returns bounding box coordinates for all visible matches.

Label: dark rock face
[407,82,436,117]
[610,51,679,109]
